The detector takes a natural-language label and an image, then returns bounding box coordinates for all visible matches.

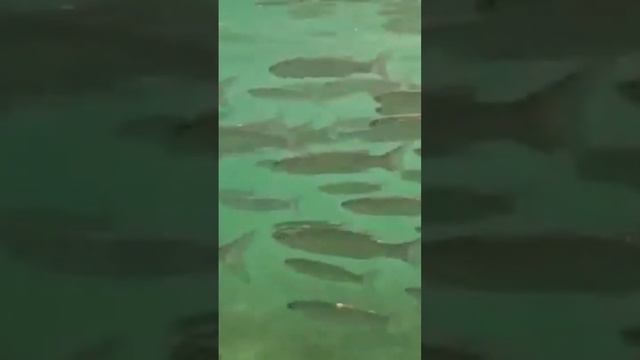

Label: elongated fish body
[341,196,421,216]
[2,229,218,278]
[284,258,368,284]
[287,300,389,329]
[273,226,419,264]
[268,52,390,79]
[259,144,408,175]
[318,181,382,195]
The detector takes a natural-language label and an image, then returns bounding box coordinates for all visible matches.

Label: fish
[273,225,420,264]
[0,10,214,109]
[318,181,382,195]
[337,113,421,143]
[420,68,594,157]
[382,15,421,35]
[257,144,410,175]
[422,233,640,294]
[283,122,341,148]
[219,124,292,157]
[247,86,312,101]
[219,189,299,212]
[369,114,421,129]
[616,78,640,105]
[274,220,345,230]
[339,113,421,143]
[400,169,421,183]
[1,228,219,278]
[284,258,378,285]
[286,300,390,329]
[374,90,421,115]
[618,324,640,347]
[268,51,391,79]
[116,110,220,156]
[278,77,411,102]
[405,287,421,301]
[219,231,256,283]
[422,186,515,224]
[341,196,421,217]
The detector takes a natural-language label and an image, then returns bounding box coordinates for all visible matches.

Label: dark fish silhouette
[423,233,640,294]
[575,146,640,192]
[0,9,214,110]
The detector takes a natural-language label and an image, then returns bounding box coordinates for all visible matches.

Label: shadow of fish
[422,186,516,224]
[575,146,640,192]
[0,10,214,108]
[618,324,640,347]
[2,229,218,279]
[420,67,597,157]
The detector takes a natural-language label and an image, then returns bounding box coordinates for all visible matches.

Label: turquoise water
[219,1,421,359]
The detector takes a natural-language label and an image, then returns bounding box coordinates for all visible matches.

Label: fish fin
[380,143,411,172]
[221,230,256,283]
[371,50,393,80]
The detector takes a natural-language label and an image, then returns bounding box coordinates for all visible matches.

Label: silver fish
[287,300,390,329]
[268,52,391,79]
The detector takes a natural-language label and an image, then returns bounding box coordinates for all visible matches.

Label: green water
[218,1,421,359]
[0,1,216,359]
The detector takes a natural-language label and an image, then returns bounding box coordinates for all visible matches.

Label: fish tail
[370,50,392,80]
[379,143,411,172]
[515,62,611,155]
[221,230,256,283]
[396,238,421,266]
